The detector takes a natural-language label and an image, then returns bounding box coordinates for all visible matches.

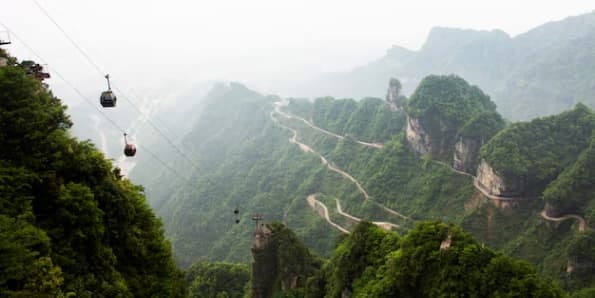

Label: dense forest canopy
[0,50,184,296]
[185,261,249,298]
[246,221,569,297]
[543,132,595,215]
[407,74,496,127]
[286,96,406,143]
[480,104,595,194]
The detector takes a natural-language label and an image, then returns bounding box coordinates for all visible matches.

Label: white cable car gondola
[100,74,116,107]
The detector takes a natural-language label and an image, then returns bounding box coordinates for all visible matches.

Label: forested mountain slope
[145,74,595,293]
[183,221,573,297]
[252,221,568,297]
[146,83,352,266]
[0,51,183,296]
[286,10,595,120]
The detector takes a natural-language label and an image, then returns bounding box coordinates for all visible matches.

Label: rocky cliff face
[251,223,321,298]
[476,160,525,197]
[406,115,455,158]
[386,78,404,111]
[453,136,481,173]
[251,226,273,298]
[406,116,431,155]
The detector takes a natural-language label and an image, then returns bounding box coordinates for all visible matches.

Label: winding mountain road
[431,162,588,230]
[272,104,369,199]
[540,210,587,232]
[335,198,400,230]
[306,195,350,234]
[275,105,383,149]
[432,146,589,231]
[273,103,408,218]
[435,155,589,230]
[273,101,588,232]
[277,103,507,204]
[335,198,361,222]
[431,160,516,201]
[305,195,399,233]
[271,102,404,230]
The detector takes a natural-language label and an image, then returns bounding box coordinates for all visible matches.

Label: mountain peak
[422,27,511,53]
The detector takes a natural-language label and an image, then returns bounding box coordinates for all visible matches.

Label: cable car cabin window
[100,91,116,107]
[124,144,136,157]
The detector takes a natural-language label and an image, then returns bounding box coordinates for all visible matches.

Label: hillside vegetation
[287,96,406,143]
[0,51,183,296]
[407,74,496,127]
[185,261,249,298]
[251,221,568,297]
[480,104,595,195]
[125,66,594,294]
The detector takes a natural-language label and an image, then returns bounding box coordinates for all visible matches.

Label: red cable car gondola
[123,133,136,157]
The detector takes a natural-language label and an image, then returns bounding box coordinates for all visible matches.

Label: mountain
[142,75,594,293]
[0,50,184,296]
[250,221,567,297]
[183,221,571,297]
[479,104,595,197]
[286,11,595,121]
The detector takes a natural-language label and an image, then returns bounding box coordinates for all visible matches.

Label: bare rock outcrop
[476,160,524,197]
[254,225,272,250]
[406,115,455,158]
[386,78,405,111]
[453,136,481,174]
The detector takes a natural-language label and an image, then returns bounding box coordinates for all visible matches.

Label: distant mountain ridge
[287,10,595,120]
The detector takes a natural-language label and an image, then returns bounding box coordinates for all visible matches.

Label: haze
[1,0,594,103]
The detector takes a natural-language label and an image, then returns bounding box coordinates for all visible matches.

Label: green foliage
[141,84,350,266]
[543,133,595,213]
[403,75,502,161]
[186,261,250,298]
[458,111,506,139]
[252,222,323,298]
[287,96,405,142]
[324,222,399,297]
[132,74,593,295]
[564,231,595,289]
[312,97,358,135]
[319,222,566,297]
[481,104,595,194]
[0,55,183,296]
[407,74,496,127]
[572,287,595,298]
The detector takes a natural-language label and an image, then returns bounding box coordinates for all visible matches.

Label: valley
[271,99,406,233]
[3,3,595,297]
[275,93,590,239]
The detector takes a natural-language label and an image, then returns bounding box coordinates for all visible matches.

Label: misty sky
[1,0,594,101]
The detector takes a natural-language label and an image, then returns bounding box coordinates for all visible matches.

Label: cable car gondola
[100,74,117,107]
[123,133,136,157]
